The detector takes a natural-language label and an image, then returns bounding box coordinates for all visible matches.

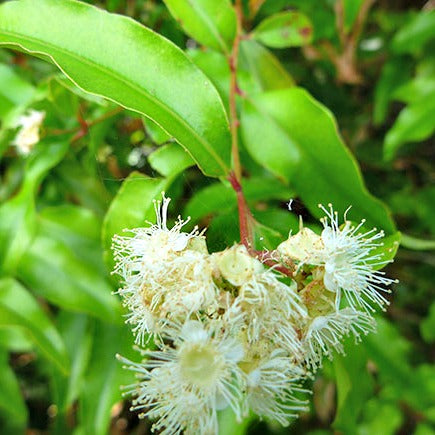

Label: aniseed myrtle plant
[3,0,426,434]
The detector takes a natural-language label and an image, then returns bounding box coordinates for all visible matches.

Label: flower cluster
[113,195,396,434]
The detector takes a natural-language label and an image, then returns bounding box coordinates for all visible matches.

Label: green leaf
[51,313,92,417]
[0,140,69,274]
[0,0,231,177]
[252,11,313,48]
[240,40,295,91]
[163,0,236,54]
[400,233,435,251]
[0,63,35,126]
[149,143,194,177]
[332,345,374,433]
[38,205,106,275]
[143,117,172,145]
[420,302,435,343]
[102,172,169,268]
[17,234,121,323]
[384,95,435,161]
[241,88,396,234]
[0,347,28,430]
[359,399,403,435]
[391,11,435,55]
[79,320,135,435]
[373,57,413,125]
[0,277,69,373]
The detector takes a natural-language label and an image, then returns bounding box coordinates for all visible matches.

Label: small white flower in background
[12,110,45,154]
[118,320,245,435]
[303,308,376,369]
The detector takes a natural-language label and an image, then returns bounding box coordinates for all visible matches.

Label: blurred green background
[0,0,434,434]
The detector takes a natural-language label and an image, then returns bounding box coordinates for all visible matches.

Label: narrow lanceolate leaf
[252,11,313,48]
[163,0,236,54]
[0,278,69,373]
[0,0,231,177]
[241,88,396,234]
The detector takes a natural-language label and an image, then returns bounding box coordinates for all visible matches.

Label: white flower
[216,245,306,356]
[244,350,308,426]
[317,204,396,312]
[303,308,376,369]
[237,273,305,356]
[112,194,218,344]
[12,110,45,154]
[118,320,245,435]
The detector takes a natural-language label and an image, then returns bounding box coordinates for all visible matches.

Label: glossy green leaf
[149,143,194,177]
[163,0,236,54]
[0,348,27,429]
[17,234,121,323]
[0,277,69,372]
[0,0,231,176]
[241,88,396,234]
[79,320,135,435]
[102,172,169,268]
[252,11,313,48]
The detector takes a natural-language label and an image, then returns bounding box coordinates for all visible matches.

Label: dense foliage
[0,0,433,434]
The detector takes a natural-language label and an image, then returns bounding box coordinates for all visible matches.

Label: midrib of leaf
[0,31,229,174]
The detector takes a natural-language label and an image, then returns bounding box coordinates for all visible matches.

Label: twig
[228,0,243,183]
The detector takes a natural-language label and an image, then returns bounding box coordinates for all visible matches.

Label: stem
[228,171,253,250]
[228,0,243,183]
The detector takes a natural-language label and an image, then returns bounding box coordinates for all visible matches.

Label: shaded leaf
[0,347,27,430]
[79,320,135,435]
[0,277,69,372]
[252,11,313,48]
